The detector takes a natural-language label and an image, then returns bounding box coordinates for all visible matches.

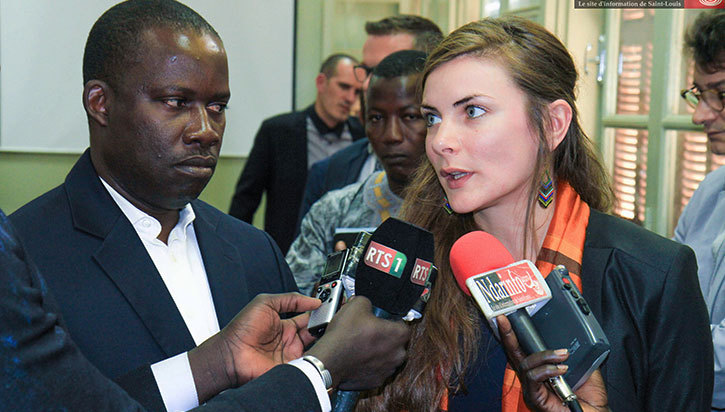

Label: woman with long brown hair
[356,16,712,412]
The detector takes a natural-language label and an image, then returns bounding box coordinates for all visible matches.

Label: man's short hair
[684,10,725,72]
[319,53,358,77]
[83,0,220,89]
[371,50,427,79]
[365,15,443,53]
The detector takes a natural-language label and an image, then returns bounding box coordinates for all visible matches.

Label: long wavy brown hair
[355,16,614,412]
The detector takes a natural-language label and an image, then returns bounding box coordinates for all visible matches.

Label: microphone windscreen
[450,231,514,295]
[355,217,434,316]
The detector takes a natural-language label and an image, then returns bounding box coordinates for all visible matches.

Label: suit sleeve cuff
[288,358,332,412]
[150,352,199,412]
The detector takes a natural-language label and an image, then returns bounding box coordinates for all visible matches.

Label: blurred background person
[674,9,725,412]
[229,53,365,254]
[296,15,442,233]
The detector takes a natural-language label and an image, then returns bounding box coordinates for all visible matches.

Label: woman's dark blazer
[582,210,713,411]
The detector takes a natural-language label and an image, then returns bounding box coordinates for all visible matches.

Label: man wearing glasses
[356,15,443,94]
[674,10,725,412]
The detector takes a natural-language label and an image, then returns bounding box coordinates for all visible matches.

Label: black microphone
[332,217,435,412]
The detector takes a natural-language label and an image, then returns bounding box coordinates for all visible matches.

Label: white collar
[99,177,195,241]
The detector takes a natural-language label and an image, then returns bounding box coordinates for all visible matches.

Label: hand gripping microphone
[450,231,610,391]
[450,231,584,412]
[333,217,435,412]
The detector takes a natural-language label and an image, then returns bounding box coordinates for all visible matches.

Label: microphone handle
[332,306,393,412]
[506,308,547,354]
[506,309,580,408]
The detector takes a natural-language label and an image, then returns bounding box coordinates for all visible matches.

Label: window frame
[599,8,704,236]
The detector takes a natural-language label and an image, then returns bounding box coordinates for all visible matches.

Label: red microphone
[450,231,551,322]
[451,231,513,292]
[450,231,581,410]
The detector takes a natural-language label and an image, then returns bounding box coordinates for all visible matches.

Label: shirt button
[142,219,151,228]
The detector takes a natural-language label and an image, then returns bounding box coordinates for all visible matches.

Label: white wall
[0,0,294,156]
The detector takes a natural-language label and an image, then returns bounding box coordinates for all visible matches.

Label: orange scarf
[501,181,589,412]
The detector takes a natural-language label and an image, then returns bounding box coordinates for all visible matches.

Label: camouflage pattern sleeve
[285,184,360,295]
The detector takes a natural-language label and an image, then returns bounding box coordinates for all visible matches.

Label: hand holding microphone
[188,292,322,403]
[496,315,609,412]
[450,231,609,412]
[305,295,410,390]
[332,217,436,412]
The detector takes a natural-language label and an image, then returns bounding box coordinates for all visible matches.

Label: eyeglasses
[353,64,375,83]
[680,86,725,112]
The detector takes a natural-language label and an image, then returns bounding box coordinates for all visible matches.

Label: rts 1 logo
[363,241,407,278]
[410,258,433,286]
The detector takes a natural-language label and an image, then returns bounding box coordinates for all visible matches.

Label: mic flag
[450,231,552,319]
[333,218,435,412]
[449,231,606,401]
[355,217,435,317]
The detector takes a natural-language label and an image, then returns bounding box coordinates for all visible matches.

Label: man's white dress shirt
[101,178,330,412]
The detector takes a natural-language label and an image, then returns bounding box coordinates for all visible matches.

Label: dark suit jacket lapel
[293,109,309,177]
[192,201,249,328]
[66,150,195,357]
[581,209,613,378]
[331,139,369,189]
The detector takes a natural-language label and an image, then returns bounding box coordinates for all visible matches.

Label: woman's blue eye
[425,113,441,127]
[466,105,485,118]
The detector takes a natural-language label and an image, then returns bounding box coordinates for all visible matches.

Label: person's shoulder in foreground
[0,207,147,411]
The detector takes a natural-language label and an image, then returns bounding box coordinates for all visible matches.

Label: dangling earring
[443,196,453,215]
[538,170,554,208]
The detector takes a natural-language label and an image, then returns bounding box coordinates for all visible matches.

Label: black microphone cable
[565,398,584,412]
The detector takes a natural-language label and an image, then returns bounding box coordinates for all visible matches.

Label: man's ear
[546,99,573,151]
[315,73,328,93]
[83,80,111,127]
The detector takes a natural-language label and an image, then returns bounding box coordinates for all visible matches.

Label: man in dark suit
[228,54,366,254]
[10,1,410,411]
[297,138,373,232]
[0,207,410,411]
